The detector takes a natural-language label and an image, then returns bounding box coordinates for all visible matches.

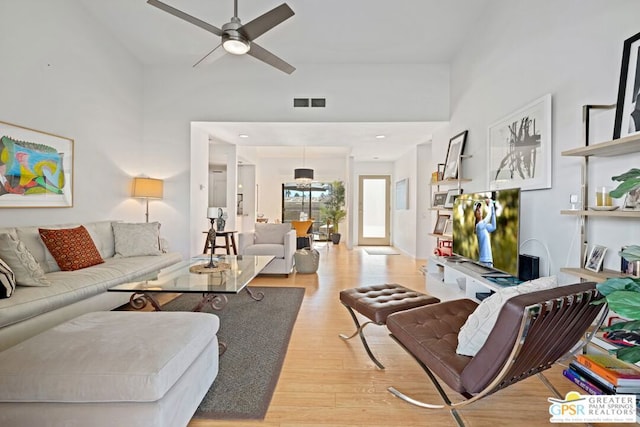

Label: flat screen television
[451,187,521,277]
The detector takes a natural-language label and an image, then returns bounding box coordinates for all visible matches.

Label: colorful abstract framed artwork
[0,120,73,208]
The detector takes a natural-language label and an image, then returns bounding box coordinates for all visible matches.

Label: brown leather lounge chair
[385,282,607,426]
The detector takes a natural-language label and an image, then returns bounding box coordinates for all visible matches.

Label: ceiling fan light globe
[222,37,250,55]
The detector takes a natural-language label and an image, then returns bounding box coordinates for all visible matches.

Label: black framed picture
[614,31,640,139]
[442,131,468,180]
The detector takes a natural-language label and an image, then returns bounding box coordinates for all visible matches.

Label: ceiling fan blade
[192,43,224,68]
[147,0,223,37]
[238,3,294,41]
[247,42,295,74]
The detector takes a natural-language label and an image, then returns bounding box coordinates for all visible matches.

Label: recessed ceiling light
[373,156,380,160]
[375,135,386,139]
[239,134,249,138]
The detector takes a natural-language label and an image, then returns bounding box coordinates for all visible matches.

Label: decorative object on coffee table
[205,228,218,268]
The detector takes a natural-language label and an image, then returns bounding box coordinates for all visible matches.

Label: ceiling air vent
[293,98,326,108]
[293,98,309,107]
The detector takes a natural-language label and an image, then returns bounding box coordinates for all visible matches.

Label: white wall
[5,1,638,268]
[143,64,449,256]
[433,0,640,279]
[0,1,146,227]
[392,148,419,255]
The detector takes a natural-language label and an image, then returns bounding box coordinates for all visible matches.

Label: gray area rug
[364,247,400,255]
[161,286,305,420]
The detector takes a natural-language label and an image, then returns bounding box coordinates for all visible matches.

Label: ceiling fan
[147,0,296,74]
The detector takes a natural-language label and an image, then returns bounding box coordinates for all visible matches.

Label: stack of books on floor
[563,353,640,395]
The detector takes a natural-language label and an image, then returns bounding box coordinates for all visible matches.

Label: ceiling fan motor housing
[222,18,250,54]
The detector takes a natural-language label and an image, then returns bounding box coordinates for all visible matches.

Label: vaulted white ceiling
[79,0,490,160]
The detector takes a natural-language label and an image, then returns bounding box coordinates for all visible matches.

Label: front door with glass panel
[358,175,390,246]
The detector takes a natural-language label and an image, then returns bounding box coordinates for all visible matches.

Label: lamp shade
[294,168,314,183]
[207,207,218,218]
[132,177,163,199]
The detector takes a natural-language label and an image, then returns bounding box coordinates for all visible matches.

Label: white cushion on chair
[244,244,285,258]
[254,223,291,244]
[456,276,558,357]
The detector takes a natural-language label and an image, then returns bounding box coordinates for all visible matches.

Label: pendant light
[294,145,313,185]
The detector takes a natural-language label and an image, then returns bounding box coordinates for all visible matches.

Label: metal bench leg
[338,302,385,369]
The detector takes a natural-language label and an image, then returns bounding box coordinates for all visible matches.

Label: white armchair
[238,223,296,276]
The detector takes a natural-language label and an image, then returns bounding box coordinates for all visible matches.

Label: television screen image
[451,188,521,277]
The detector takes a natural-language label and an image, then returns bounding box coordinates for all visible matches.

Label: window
[282,183,331,239]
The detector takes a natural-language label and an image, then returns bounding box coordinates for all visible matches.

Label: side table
[203,230,238,255]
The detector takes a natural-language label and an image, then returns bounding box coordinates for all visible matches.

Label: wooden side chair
[385,281,607,426]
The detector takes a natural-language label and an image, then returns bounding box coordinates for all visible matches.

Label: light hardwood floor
[184,244,619,427]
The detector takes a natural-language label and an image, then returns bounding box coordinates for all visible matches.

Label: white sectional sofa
[0,220,182,350]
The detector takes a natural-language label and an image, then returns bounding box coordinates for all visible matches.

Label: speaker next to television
[518,254,540,282]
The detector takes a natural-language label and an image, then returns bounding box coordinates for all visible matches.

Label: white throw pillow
[456,275,558,357]
[112,222,162,257]
[0,233,50,287]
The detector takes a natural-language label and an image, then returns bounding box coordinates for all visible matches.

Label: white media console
[426,255,521,301]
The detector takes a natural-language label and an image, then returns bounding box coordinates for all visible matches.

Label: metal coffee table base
[128,287,263,313]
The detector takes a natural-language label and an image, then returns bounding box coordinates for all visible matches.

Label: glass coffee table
[109,255,274,312]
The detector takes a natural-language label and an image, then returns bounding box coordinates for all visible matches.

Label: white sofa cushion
[0,234,50,287]
[0,252,183,330]
[0,311,219,403]
[456,275,558,357]
[254,223,292,244]
[84,221,116,259]
[112,222,162,257]
[244,243,285,258]
[9,221,114,273]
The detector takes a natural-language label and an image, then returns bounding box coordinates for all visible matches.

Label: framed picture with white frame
[443,219,453,237]
[585,245,607,272]
[488,94,552,191]
[444,188,462,209]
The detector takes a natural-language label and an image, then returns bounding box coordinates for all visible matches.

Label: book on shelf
[569,362,640,394]
[563,366,608,395]
[575,354,640,386]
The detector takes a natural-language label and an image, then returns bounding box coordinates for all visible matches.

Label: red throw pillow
[39,226,104,271]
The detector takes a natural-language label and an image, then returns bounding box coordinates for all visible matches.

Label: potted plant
[321,181,346,244]
[595,245,640,363]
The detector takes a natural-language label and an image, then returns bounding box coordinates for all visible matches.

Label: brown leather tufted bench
[339,283,439,369]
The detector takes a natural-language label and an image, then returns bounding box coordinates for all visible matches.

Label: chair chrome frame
[387,287,608,427]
